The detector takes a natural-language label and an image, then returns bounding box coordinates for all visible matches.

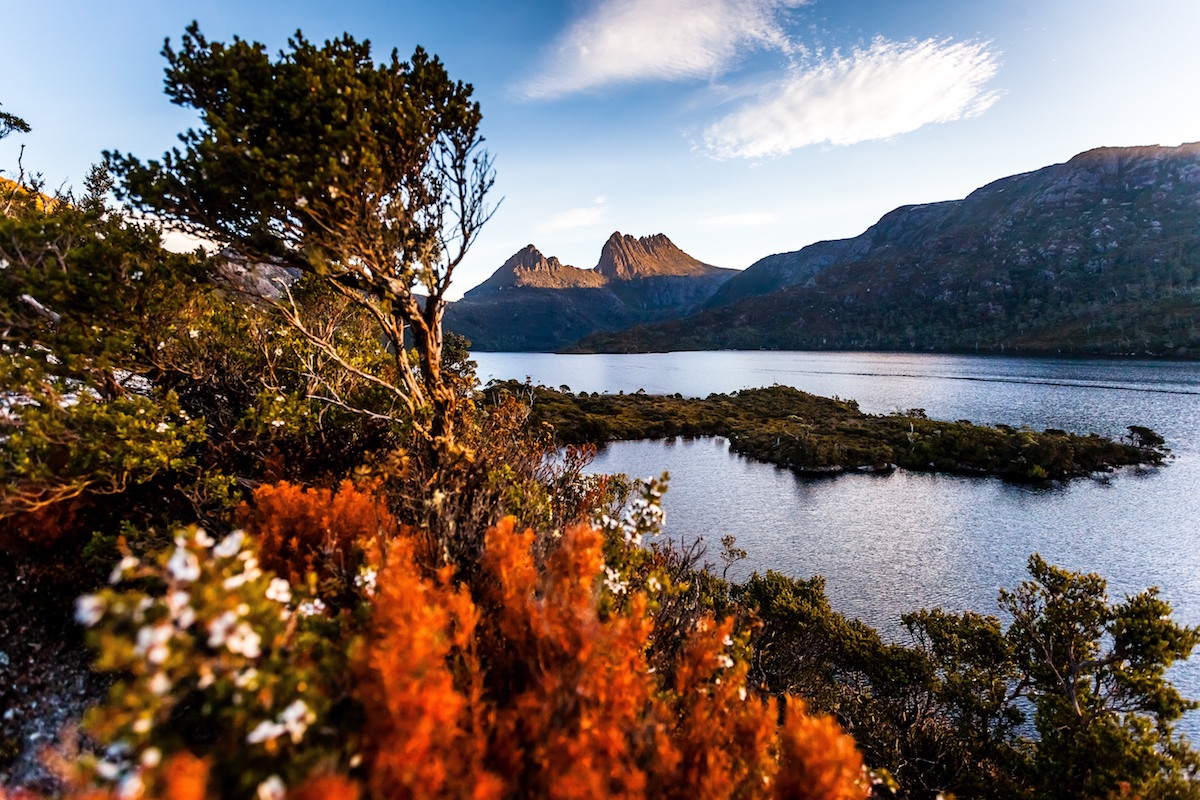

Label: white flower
[716,654,735,669]
[197,666,215,689]
[149,672,172,695]
[257,776,286,800]
[297,598,327,617]
[223,573,248,590]
[265,578,291,603]
[247,720,286,745]
[133,717,152,734]
[156,341,165,351]
[234,668,259,688]
[136,624,173,665]
[208,610,238,649]
[141,748,162,768]
[95,760,120,780]
[354,567,377,596]
[273,348,283,357]
[166,547,201,583]
[109,556,140,585]
[167,591,195,629]
[244,561,262,581]
[723,634,734,647]
[194,529,215,548]
[155,422,169,434]
[646,576,662,593]
[188,329,199,339]
[603,566,628,595]
[75,595,106,627]
[281,699,316,743]
[226,622,262,659]
[213,530,245,559]
[738,686,748,701]
[270,419,285,428]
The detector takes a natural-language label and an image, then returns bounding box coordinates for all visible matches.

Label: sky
[3,0,1200,298]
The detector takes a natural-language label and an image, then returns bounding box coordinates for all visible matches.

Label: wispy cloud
[704,212,778,226]
[522,0,806,99]
[704,37,1000,159]
[535,197,609,234]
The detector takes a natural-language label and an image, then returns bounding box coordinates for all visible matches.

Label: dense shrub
[59,483,869,800]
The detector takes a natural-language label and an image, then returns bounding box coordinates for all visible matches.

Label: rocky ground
[0,556,108,794]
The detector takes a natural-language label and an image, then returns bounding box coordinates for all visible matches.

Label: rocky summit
[464,245,606,296]
[594,232,727,280]
[446,232,735,351]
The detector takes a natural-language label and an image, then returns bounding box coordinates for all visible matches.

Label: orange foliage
[359,530,501,800]
[289,773,362,800]
[158,753,209,800]
[238,480,392,587]
[356,516,869,800]
[776,698,865,800]
[38,504,866,800]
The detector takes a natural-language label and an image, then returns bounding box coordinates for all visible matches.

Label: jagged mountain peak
[464,244,606,297]
[595,231,723,280]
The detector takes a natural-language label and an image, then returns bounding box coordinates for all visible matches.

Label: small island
[488,380,1168,481]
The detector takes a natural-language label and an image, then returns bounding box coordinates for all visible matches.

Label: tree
[1001,554,1200,799]
[0,102,30,142]
[108,24,496,462]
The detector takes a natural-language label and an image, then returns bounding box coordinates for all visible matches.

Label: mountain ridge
[575,141,1200,357]
[446,231,735,351]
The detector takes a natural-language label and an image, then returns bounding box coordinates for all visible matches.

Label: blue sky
[3,0,1200,297]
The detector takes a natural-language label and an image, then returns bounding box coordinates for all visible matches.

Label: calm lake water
[474,351,1200,733]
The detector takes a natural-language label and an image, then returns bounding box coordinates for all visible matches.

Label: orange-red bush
[355,516,867,800]
[237,480,392,589]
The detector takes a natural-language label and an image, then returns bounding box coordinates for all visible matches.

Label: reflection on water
[477,351,1200,735]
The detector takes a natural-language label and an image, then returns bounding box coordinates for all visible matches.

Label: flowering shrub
[75,526,359,799]
[65,474,867,800]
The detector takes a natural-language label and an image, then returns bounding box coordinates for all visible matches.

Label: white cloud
[522,0,806,99]
[536,198,609,234]
[704,212,777,226]
[704,37,1000,159]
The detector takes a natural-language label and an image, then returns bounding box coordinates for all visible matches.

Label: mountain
[574,142,1200,357]
[446,232,735,351]
[464,245,606,294]
[594,232,725,279]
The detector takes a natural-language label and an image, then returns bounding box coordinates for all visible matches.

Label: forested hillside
[576,143,1200,355]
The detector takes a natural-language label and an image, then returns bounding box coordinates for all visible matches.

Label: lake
[474,351,1200,732]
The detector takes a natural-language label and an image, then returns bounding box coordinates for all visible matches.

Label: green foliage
[1002,555,1200,799]
[501,381,1165,481]
[0,182,214,523]
[78,526,361,797]
[108,23,496,452]
[737,556,1200,799]
[0,102,30,141]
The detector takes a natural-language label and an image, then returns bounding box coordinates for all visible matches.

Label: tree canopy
[108,24,496,455]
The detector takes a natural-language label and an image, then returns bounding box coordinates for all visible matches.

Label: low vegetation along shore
[491,381,1168,481]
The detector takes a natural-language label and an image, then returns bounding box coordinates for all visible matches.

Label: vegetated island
[486,380,1167,481]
